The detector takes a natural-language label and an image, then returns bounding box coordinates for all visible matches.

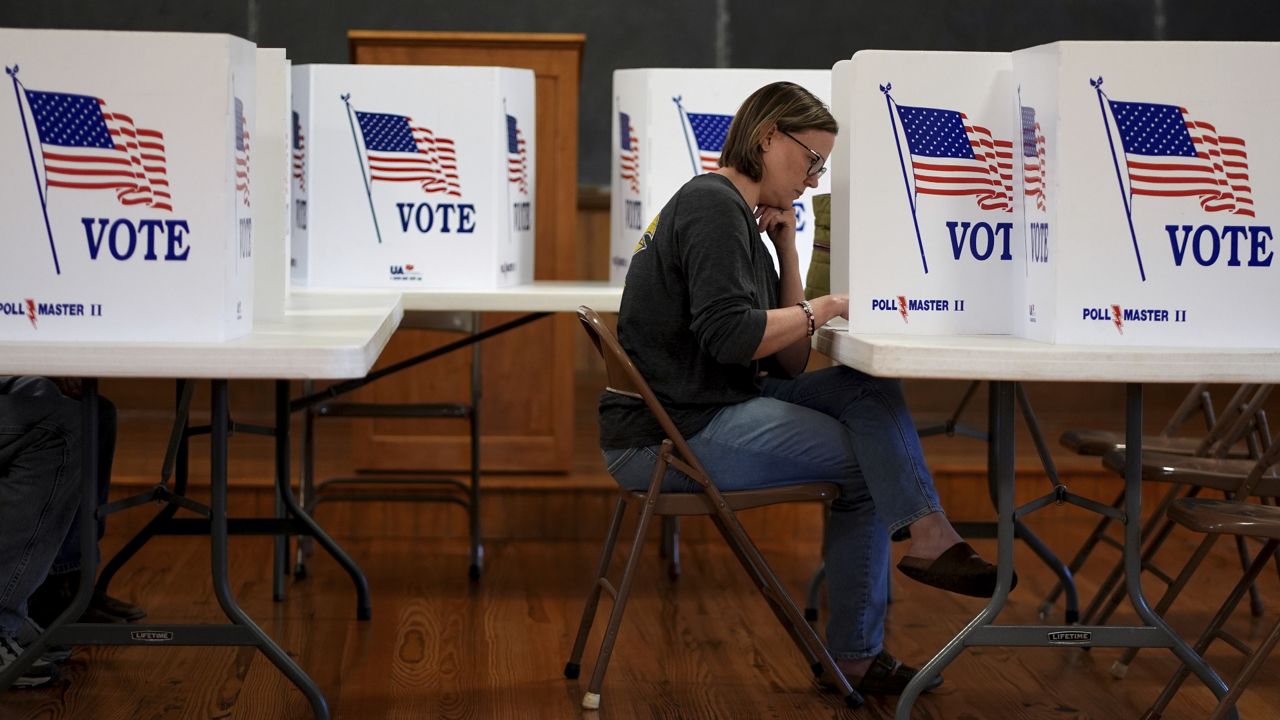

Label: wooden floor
[2,490,1279,718]
[3,377,1279,718]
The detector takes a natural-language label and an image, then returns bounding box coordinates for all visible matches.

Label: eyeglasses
[780,130,828,178]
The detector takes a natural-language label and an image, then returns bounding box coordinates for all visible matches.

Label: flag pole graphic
[1092,77,1145,282]
[882,83,928,274]
[503,98,512,245]
[672,95,700,178]
[232,76,240,278]
[1017,85,1028,277]
[342,93,382,244]
[8,66,61,275]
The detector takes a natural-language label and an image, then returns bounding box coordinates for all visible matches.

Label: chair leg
[1085,484,1192,626]
[1233,533,1264,617]
[564,494,628,680]
[1145,539,1279,719]
[709,514,824,674]
[660,516,681,579]
[1209,608,1280,720]
[582,490,664,710]
[709,508,862,709]
[1113,533,1220,677]
[294,382,317,579]
[804,562,825,623]
[468,323,484,581]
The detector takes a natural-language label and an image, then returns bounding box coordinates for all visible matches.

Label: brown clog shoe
[896,541,1015,598]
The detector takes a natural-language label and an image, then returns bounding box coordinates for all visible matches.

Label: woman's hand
[815,294,849,323]
[754,204,797,255]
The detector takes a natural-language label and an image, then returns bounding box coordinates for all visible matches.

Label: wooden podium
[347,31,586,472]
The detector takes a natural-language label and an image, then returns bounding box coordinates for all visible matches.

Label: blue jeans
[0,377,114,576]
[0,378,82,638]
[602,366,943,660]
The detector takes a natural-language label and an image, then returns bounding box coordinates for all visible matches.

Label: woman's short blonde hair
[720,81,838,182]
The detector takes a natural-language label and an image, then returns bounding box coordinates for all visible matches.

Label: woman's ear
[760,124,776,152]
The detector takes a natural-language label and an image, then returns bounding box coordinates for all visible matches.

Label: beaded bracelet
[796,300,815,337]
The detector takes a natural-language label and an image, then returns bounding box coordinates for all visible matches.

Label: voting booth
[290,64,535,289]
[1015,41,1280,347]
[254,47,290,322]
[0,29,256,342]
[831,51,1019,335]
[609,68,832,286]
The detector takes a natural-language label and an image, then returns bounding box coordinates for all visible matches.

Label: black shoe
[0,634,60,689]
[851,651,943,696]
[90,592,146,623]
[28,571,147,625]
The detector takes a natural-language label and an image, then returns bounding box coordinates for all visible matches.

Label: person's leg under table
[0,390,84,690]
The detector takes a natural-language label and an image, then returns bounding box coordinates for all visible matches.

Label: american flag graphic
[686,111,732,173]
[23,88,172,211]
[234,97,250,207]
[894,103,1013,212]
[618,111,639,194]
[1108,99,1253,217]
[1021,106,1046,212]
[292,110,306,191]
[355,110,461,197]
[506,114,528,195]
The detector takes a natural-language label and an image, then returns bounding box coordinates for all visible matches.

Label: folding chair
[1145,472,1280,718]
[1094,385,1277,677]
[1039,383,1222,619]
[296,310,484,580]
[564,307,861,711]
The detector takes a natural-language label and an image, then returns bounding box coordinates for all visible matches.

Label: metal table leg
[208,380,331,719]
[272,380,371,620]
[2,380,336,718]
[895,380,1019,719]
[1123,384,1233,720]
[894,382,1236,720]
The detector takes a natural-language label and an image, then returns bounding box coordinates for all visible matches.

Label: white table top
[0,295,403,380]
[285,289,401,317]
[293,281,622,314]
[816,319,1280,384]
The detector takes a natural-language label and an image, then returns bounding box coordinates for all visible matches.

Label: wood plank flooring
[4,374,1279,718]
[2,486,1278,719]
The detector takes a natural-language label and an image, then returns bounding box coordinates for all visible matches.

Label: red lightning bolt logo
[1110,304,1124,335]
[24,299,37,329]
[897,295,909,323]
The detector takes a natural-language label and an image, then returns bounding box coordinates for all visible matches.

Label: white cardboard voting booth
[609,68,832,285]
[291,64,535,289]
[1015,41,1280,347]
[831,51,1019,335]
[253,48,289,323]
[0,29,256,342]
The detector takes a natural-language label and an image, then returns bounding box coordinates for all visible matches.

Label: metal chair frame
[1039,383,1223,620]
[564,306,862,711]
[295,311,484,580]
[1090,385,1277,678]
[1144,435,1280,719]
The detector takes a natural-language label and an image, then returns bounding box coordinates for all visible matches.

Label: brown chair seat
[1061,429,1225,457]
[1168,498,1280,541]
[1101,449,1280,496]
[631,482,840,516]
